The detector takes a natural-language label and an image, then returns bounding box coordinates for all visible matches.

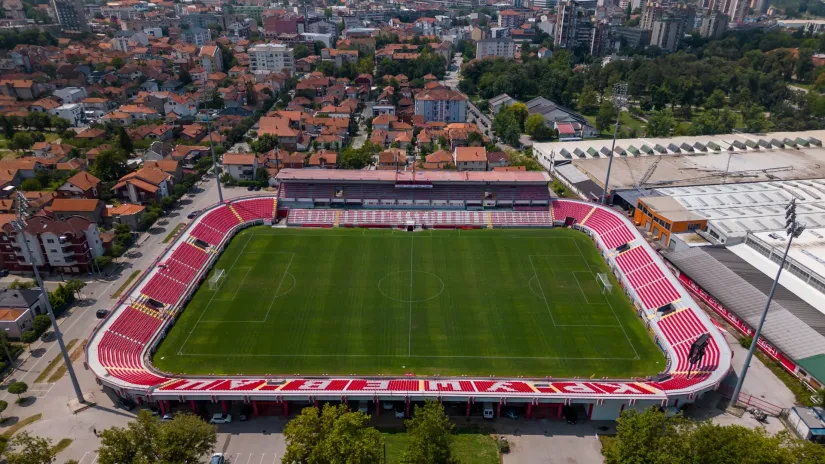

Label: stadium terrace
[85,171,730,422]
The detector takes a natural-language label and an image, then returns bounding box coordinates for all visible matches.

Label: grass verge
[48,341,86,383]
[1,413,42,438]
[382,426,499,464]
[34,339,78,384]
[50,438,72,456]
[112,270,141,298]
[163,223,186,243]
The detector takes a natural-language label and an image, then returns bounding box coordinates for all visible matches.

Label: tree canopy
[282,404,382,464]
[98,410,217,464]
[602,407,825,464]
[400,400,457,464]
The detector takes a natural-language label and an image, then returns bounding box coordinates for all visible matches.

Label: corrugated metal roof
[663,247,825,361]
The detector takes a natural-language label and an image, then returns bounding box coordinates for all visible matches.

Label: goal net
[597,273,613,294]
[209,269,226,290]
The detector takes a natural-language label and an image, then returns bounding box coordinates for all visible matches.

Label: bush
[94,255,113,268]
[32,314,51,336]
[497,436,510,454]
[739,336,753,348]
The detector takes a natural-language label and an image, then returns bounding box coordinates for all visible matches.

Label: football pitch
[153,227,666,378]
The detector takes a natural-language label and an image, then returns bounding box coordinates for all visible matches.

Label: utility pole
[600,83,628,205]
[730,199,805,405]
[11,191,84,403]
[200,92,224,203]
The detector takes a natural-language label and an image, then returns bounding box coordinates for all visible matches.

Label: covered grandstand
[84,188,731,421]
[276,169,552,209]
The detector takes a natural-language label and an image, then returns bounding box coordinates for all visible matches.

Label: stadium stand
[87,195,730,413]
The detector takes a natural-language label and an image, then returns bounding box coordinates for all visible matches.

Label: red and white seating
[158,259,199,284]
[170,243,209,269]
[287,209,337,226]
[338,210,486,227]
[108,307,162,344]
[490,211,553,227]
[201,206,241,233]
[190,223,224,246]
[582,209,635,248]
[551,200,593,223]
[232,198,275,222]
[141,273,188,305]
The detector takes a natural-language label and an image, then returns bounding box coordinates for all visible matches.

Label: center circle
[378,271,445,303]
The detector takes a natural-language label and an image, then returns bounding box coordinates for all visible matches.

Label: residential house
[144,159,182,182]
[107,203,145,230]
[199,45,223,74]
[308,150,336,169]
[48,198,104,224]
[56,172,101,199]
[113,167,173,204]
[487,151,508,170]
[0,287,46,339]
[222,153,258,181]
[454,146,487,171]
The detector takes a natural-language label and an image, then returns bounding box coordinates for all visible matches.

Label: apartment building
[0,215,104,275]
[475,38,518,60]
[249,43,295,73]
[414,89,468,123]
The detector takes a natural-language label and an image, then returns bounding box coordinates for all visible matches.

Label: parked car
[483,402,494,419]
[247,185,255,191]
[357,401,369,414]
[161,413,174,422]
[187,210,201,219]
[382,402,394,411]
[95,309,109,319]
[114,398,136,411]
[209,413,232,424]
[210,453,225,464]
[394,408,405,419]
[254,186,261,191]
[504,408,519,420]
[0,269,8,277]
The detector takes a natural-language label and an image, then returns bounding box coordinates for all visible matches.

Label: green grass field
[153,227,665,377]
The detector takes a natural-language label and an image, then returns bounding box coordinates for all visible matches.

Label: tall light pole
[600,83,628,205]
[11,192,84,403]
[200,91,224,203]
[730,199,805,405]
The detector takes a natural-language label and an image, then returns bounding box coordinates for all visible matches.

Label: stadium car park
[85,170,730,422]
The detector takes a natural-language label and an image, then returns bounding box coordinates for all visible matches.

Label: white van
[483,403,494,419]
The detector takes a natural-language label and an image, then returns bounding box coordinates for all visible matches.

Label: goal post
[209,269,226,290]
[597,273,613,294]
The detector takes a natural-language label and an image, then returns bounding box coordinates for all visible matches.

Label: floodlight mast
[12,191,84,403]
[600,83,628,205]
[730,198,805,406]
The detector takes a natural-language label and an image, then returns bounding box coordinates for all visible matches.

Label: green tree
[20,178,41,191]
[4,432,53,464]
[282,404,381,464]
[595,101,618,134]
[525,114,552,140]
[32,314,51,335]
[646,109,675,137]
[10,132,33,154]
[250,134,278,153]
[92,149,128,182]
[400,400,456,464]
[0,399,7,419]
[509,102,529,131]
[7,381,27,401]
[98,411,217,464]
[293,44,310,60]
[492,106,521,146]
[704,89,727,110]
[116,127,133,155]
[577,85,600,115]
[20,330,36,353]
[467,131,483,146]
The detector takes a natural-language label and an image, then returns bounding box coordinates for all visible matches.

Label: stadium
[85,169,730,421]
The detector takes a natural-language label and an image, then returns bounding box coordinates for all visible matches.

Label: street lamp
[730,199,806,405]
[600,83,628,205]
[11,192,84,403]
[199,92,224,203]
